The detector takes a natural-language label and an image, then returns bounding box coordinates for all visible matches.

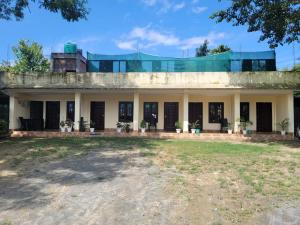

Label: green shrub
[0,119,8,135]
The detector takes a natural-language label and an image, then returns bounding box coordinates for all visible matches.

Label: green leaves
[211,0,300,48]
[0,0,88,21]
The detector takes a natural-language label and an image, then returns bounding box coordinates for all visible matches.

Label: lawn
[0,137,300,224]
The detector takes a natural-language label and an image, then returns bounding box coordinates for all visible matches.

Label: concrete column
[60,100,67,122]
[287,92,294,134]
[183,93,189,132]
[233,93,240,133]
[74,93,81,131]
[9,96,16,130]
[43,101,46,129]
[133,93,139,132]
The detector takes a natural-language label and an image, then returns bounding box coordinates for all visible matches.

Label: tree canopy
[210,44,231,54]
[0,0,88,21]
[211,0,300,48]
[195,40,209,57]
[0,40,50,73]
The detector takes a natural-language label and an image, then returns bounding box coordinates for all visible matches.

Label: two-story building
[0,44,299,137]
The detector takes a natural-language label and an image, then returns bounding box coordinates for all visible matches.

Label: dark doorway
[0,96,9,123]
[256,102,272,132]
[46,101,60,130]
[30,101,44,130]
[295,97,300,135]
[164,102,178,131]
[189,102,203,130]
[66,101,75,122]
[90,102,105,131]
[144,102,158,124]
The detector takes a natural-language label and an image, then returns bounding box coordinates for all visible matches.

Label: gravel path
[0,148,187,225]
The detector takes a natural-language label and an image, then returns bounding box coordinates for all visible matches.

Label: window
[119,102,133,122]
[66,101,75,121]
[240,102,250,122]
[120,61,126,72]
[99,60,113,72]
[113,61,120,73]
[209,102,224,123]
[266,59,276,71]
[242,60,252,71]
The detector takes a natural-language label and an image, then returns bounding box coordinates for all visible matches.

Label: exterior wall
[8,92,295,133]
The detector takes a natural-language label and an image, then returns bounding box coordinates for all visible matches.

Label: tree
[195,40,209,57]
[0,61,12,72]
[0,0,88,21]
[292,64,300,72]
[211,0,300,48]
[210,44,231,54]
[11,40,50,73]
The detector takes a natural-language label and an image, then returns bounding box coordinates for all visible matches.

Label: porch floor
[11,131,295,141]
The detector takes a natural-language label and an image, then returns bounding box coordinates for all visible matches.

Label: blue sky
[0,0,299,69]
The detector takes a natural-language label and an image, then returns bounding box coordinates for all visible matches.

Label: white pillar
[74,93,81,131]
[233,93,240,133]
[287,92,294,134]
[183,93,189,132]
[9,96,16,130]
[133,92,139,132]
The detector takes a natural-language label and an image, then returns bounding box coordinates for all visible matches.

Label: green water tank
[64,43,77,54]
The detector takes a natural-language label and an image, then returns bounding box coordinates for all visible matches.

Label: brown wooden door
[256,103,272,132]
[90,102,105,131]
[46,101,60,130]
[189,102,203,130]
[164,102,178,131]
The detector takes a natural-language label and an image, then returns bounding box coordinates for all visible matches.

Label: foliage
[0,119,9,135]
[195,40,209,57]
[65,119,74,128]
[211,0,300,48]
[277,118,289,131]
[140,120,147,128]
[79,118,88,132]
[11,40,50,73]
[292,63,300,72]
[116,122,123,128]
[236,118,253,130]
[0,0,88,21]
[227,122,234,130]
[59,121,65,127]
[210,44,231,54]
[90,120,96,128]
[190,120,200,129]
[0,60,12,72]
[175,121,182,129]
[122,122,131,133]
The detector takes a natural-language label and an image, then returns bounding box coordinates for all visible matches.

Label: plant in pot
[227,122,233,134]
[116,122,123,133]
[277,118,289,136]
[140,120,147,133]
[239,119,253,135]
[190,120,200,134]
[90,120,96,133]
[65,119,74,132]
[60,121,66,132]
[123,122,131,133]
[175,121,182,134]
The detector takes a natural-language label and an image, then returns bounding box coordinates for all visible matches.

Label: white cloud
[173,2,186,11]
[192,6,208,14]
[141,0,157,6]
[116,26,226,51]
[141,0,186,13]
[191,0,199,4]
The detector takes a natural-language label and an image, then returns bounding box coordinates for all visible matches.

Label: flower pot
[242,130,247,135]
[90,128,95,133]
[195,128,201,134]
[191,129,196,134]
[67,127,72,133]
[141,128,146,133]
[281,130,286,136]
[60,127,65,132]
[228,129,233,135]
[176,129,181,134]
[116,128,122,133]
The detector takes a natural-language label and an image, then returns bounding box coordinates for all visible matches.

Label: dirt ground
[0,138,300,225]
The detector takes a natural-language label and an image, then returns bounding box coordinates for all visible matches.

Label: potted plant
[175,121,182,134]
[227,122,233,134]
[277,118,289,136]
[123,122,131,133]
[190,120,200,134]
[140,120,147,133]
[238,118,253,135]
[60,121,66,132]
[116,122,123,133]
[65,119,74,132]
[90,120,96,133]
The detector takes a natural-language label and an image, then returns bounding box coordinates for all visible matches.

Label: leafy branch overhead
[0,0,89,21]
[211,0,300,48]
